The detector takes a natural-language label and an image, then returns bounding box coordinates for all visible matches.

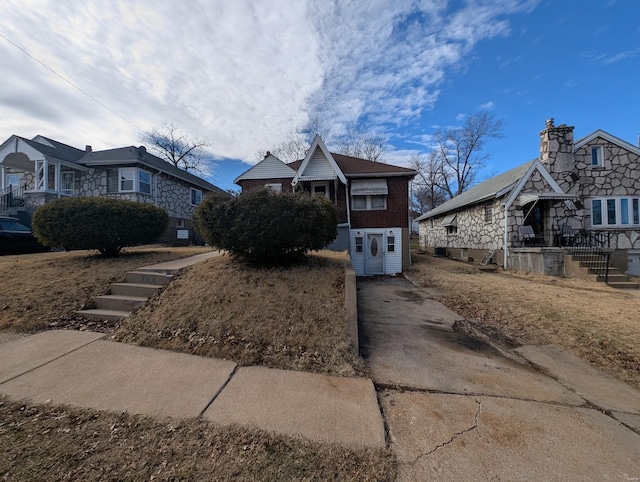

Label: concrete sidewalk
[139,250,224,273]
[0,330,385,449]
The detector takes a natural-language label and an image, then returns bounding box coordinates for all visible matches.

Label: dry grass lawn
[407,252,640,389]
[0,395,395,481]
[115,251,365,377]
[0,246,210,333]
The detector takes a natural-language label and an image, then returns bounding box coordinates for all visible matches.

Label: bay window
[591,196,640,227]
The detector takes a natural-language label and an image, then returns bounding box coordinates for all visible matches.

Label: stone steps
[77,270,174,322]
[567,254,640,289]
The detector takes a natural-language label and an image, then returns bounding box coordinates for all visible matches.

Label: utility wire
[0,31,145,134]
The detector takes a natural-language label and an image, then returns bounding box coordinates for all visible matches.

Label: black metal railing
[0,183,27,216]
[562,230,613,283]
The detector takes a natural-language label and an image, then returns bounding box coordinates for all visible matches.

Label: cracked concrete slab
[358,278,583,405]
[203,366,385,448]
[516,344,640,414]
[0,330,105,384]
[0,339,237,418]
[380,390,640,481]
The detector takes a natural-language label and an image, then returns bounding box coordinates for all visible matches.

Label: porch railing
[0,183,27,216]
[513,225,614,283]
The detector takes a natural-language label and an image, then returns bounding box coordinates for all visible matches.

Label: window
[61,172,75,195]
[265,183,282,192]
[591,146,603,167]
[191,188,203,206]
[139,170,152,194]
[484,204,493,223]
[592,197,640,227]
[311,182,329,199]
[116,168,152,194]
[120,168,135,192]
[429,219,434,228]
[5,173,21,188]
[387,236,395,252]
[351,195,387,210]
[355,236,363,253]
[446,226,458,235]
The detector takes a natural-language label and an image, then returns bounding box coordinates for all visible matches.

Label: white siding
[349,228,403,276]
[234,155,295,181]
[300,147,336,179]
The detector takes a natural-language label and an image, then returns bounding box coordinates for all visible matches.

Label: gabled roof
[574,129,640,156]
[416,160,537,221]
[234,153,296,183]
[293,135,347,185]
[81,146,224,193]
[21,136,86,162]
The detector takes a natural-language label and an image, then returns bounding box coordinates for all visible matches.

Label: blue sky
[0,1,638,193]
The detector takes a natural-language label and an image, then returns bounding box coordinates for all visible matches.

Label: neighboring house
[235,135,417,276]
[0,134,227,243]
[417,119,640,278]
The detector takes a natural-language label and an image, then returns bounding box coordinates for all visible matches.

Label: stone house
[235,135,417,276]
[417,119,640,278]
[0,134,227,243]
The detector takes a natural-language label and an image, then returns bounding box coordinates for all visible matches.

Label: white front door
[365,233,384,275]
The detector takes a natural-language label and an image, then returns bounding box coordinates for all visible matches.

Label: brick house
[235,135,417,275]
[0,134,227,243]
[417,119,640,280]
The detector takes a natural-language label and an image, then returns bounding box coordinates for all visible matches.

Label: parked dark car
[0,216,49,254]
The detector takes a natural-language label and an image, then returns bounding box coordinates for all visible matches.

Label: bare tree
[140,121,210,174]
[432,111,504,197]
[336,128,387,162]
[410,152,449,213]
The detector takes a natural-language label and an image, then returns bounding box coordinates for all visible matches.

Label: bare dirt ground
[407,251,640,389]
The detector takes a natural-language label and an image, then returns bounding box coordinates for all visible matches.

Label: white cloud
[456,113,468,121]
[478,101,496,110]
[0,0,539,163]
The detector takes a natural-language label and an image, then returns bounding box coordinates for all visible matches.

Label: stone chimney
[85,145,92,152]
[539,118,574,172]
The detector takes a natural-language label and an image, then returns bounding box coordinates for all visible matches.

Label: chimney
[539,118,574,172]
[85,145,92,152]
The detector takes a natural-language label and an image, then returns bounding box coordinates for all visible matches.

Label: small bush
[32,197,169,256]
[193,189,337,263]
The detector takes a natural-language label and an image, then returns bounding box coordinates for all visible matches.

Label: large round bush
[32,197,169,256]
[193,189,337,263]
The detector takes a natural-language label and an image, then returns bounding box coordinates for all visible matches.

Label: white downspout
[502,199,515,269]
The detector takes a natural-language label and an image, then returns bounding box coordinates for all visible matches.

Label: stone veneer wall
[419,198,505,252]
[546,135,640,250]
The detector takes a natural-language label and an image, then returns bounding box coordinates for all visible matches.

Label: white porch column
[35,159,48,191]
[0,165,5,190]
[55,161,61,197]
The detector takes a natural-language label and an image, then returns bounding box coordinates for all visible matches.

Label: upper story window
[191,188,203,206]
[109,168,153,194]
[265,183,282,192]
[591,145,604,167]
[591,196,640,227]
[352,195,387,211]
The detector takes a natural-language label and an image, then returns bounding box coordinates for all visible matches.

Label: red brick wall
[236,178,294,192]
[350,177,410,229]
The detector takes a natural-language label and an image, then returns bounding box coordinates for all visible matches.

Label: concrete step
[124,271,173,286]
[111,282,162,298]
[75,309,131,322]
[94,295,148,312]
[600,274,633,283]
[606,282,640,289]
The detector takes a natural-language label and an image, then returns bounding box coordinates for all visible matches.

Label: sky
[1,0,638,193]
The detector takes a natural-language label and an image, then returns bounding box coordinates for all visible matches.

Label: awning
[351,179,388,196]
[519,192,576,205]
[440,214,457,227]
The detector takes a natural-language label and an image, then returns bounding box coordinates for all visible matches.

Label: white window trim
[311,181,330,199]
[591,196,640,228]
[118,167,152,194]
[190,187,203,206]
[351,195,387,211]
[61,171,75,196]
[591,145,604,167]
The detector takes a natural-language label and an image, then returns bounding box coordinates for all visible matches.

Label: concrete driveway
[358,276,640,481]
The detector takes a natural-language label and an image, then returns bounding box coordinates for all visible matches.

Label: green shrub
[193,189,337,263]
[32,197,169,256]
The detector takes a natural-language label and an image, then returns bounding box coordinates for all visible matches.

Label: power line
[0,31,145,134]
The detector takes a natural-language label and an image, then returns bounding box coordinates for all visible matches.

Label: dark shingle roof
[288,153,416,177]
[20,136,85,162]
[416,160,536,221]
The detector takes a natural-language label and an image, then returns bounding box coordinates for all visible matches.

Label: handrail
[0,183,27,216]
[564,230,613,283]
